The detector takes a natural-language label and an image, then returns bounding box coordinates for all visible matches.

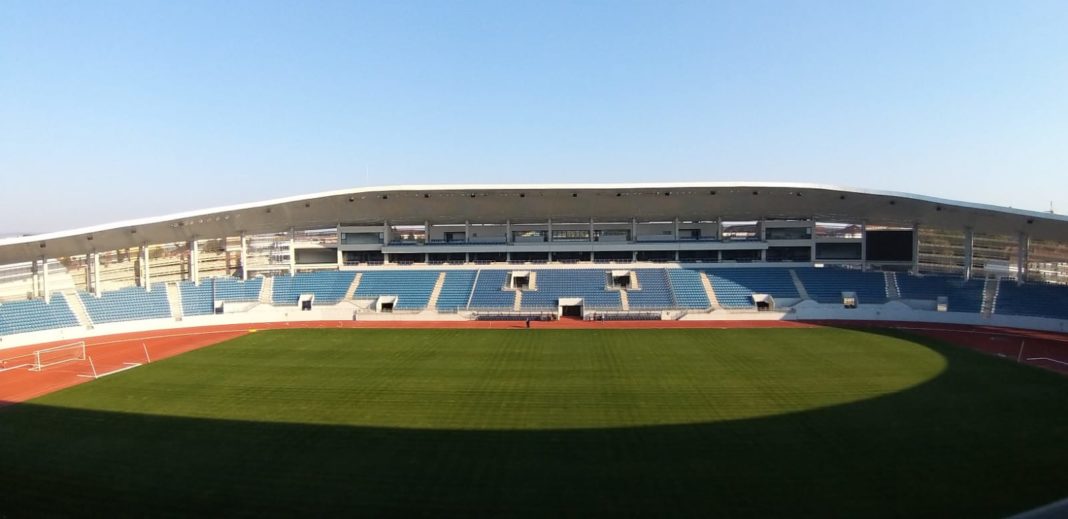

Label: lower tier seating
[704,268,799,308]
[272,271,356,305]
[0,295,80,335]
[355,271,440,310]
[521,269,621,310]
[794,267,888,304]
[995,281,1068,320]
[180,277,264,316]
[79,285,171,324]
[435,271,477,311]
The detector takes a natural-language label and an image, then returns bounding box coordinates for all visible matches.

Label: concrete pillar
[506,219,512,243]
[464,220,470,242]
[288,228,296,277]
[336,226,344,268]
[31,260,39,299]
[547,218,553,242]
[189,239,200,284]
[673,218,680,241]
[809,219,817,264]
[589,218,595,242]
[240,233,248,281]
[911,223,921,275]
[1018,232,1030,283]
[142,245,151,291]
[860,222,868,271]
[963,227,974,281]
[631,218,638,242]
[42,257,49,303]
[92,252,101,296]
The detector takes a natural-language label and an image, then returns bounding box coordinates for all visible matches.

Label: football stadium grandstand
[0,182,1067,345]
[3,182,1068,518]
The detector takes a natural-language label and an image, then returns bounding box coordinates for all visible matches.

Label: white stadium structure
[1,182,1067,348]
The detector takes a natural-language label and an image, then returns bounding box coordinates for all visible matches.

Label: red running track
[0,318,1064,406]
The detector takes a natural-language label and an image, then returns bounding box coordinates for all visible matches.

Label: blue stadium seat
[467,270,515,310]
[0,294,80,336]
[355,271,440,310]
[180,277,263,316]
[435,271,477,311]
[521,269,621,310]
[995,281,1068,320]
[666,269,711,309]
[794,267,887,304]
[627,269,675,309]
[272,271,356,305]
[704,268,799,308]
[79,285,171,324]
[896,274,984,313]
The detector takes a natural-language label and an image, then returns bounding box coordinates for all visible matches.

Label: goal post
[30,341,87,371]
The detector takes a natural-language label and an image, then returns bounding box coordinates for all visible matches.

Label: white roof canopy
[1,182,1065,264]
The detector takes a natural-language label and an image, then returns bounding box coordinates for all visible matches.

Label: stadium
[2,182,1068,517]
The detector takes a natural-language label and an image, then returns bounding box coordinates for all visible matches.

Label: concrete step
[427,272,447,309]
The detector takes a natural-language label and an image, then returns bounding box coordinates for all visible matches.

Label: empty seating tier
[704,268,799,309]
[666,269,711,309]
[355,271,440,310]
[79,285,171,324]
[626,269,675,309]
[0,295,80,336]
[995,281,1068,320]
[521,269,621,311]
[272,271,356,305]
[896,274,984,313]
[794,268,888,304]
[180,277,264,316]
[435,271,477,311]
[467,270,514,310]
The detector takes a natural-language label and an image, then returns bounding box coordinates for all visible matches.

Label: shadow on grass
[1,331,1067,518]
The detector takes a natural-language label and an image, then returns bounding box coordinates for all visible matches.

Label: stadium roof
[1,182,1066,263]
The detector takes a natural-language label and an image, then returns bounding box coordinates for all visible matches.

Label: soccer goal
[29,341,87,371]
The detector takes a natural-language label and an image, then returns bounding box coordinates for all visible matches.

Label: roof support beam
[288,228,296,277]
[911,223,920,275]
[141,244,151,291]
[91,251,101,296]
[42,257,49,304]
[1018,232,1030,284]
[963,227,974,281]
[240,233,248,281]
[189,238,199,285]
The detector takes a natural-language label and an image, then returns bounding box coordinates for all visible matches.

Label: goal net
[31,341,87,371]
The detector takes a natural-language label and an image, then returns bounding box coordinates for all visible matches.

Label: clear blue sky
[2,0,1067,233]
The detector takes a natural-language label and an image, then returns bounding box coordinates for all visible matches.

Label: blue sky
[2,0,1067,232]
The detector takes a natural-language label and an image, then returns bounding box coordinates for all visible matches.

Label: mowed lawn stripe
[1,328,1066,517]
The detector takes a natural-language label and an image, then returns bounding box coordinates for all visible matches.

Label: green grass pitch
[2,328,1068,517]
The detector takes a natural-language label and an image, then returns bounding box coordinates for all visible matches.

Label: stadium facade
[1,182,1067,347]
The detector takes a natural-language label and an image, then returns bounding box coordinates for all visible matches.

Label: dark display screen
[866,230,914,261]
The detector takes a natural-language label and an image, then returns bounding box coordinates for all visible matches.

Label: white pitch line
[1025,357,1068,367]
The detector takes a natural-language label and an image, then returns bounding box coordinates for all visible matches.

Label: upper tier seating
[0,295,80,336]
[355,270,440,310]
[272,271,356,305]
[467,270,514,310]
[521,269,621,310]
[79,285,171,324]
[995,281,1068,320]
[896,274,984,313]
[626,269,675,309]
[666,269,711,309]
[794,267,888,304]
[180,277,264,316]
[435,270,477,311]
[704,268,799,308]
